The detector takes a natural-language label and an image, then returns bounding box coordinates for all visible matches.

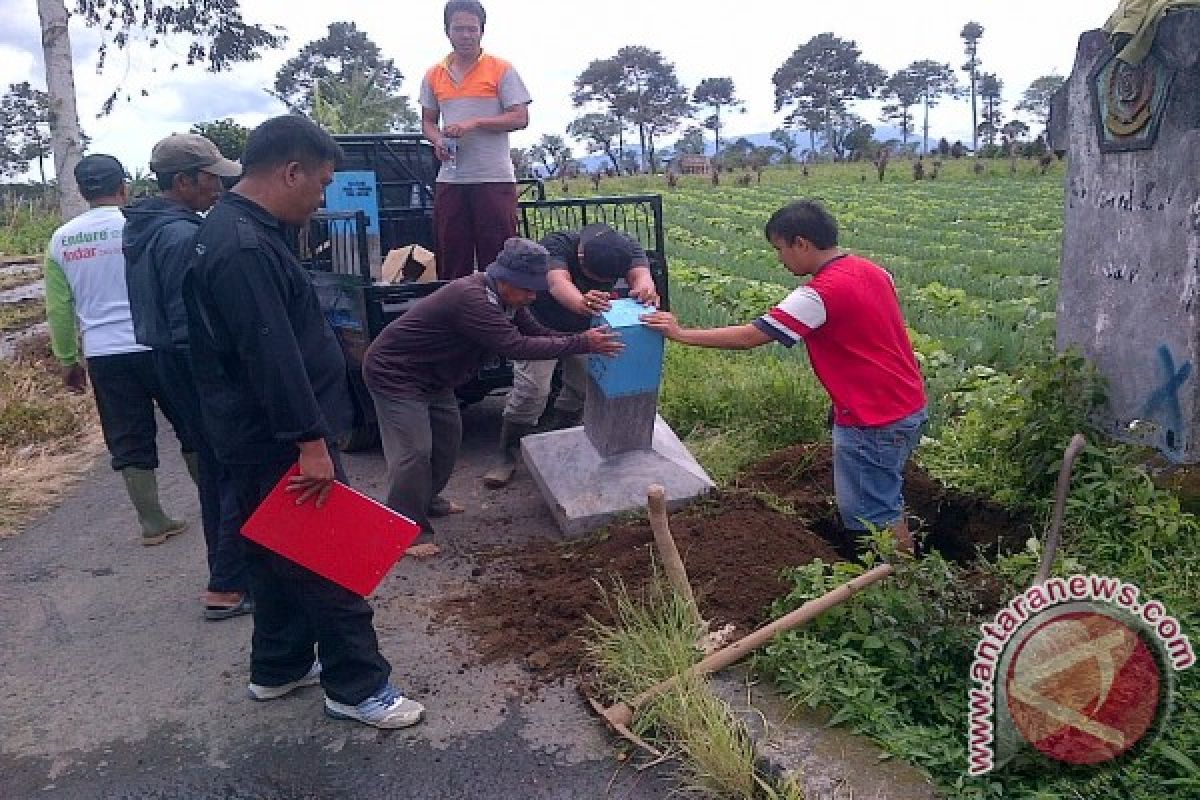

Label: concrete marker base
[521,415,715,537]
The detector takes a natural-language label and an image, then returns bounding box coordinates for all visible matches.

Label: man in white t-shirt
[420,0,531,280]
[44,154,191,545]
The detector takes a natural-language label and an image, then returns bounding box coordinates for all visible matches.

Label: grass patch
[587,577,781,799]
[0,334,103,537]
[760,356,1200,799]
[0,268,40,293]
[0,206,58,258]
[0,299,45,333]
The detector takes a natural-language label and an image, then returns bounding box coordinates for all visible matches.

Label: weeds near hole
[588,576,788,799]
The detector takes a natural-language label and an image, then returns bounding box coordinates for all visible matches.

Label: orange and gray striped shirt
[419,52,531,184]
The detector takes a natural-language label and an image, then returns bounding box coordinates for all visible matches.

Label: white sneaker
[247,661,322,701]
[324,683,425,729]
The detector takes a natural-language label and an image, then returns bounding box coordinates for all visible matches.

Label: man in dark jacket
[184,115,423,729]
[123,133,249,620]
[363,237,623,536]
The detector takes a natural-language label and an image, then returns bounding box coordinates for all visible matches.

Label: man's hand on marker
[581,289,613,316]
[583,326,624,356]
[639,310,682,339]
[629,285,660,308]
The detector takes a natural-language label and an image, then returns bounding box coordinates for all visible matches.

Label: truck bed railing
[517,194,669,308]
[301,210,370,279]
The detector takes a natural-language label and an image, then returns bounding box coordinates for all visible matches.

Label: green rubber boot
[482,420,535,489]
[121,467,187,545]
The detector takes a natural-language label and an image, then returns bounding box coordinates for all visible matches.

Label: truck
[300,133,670,451]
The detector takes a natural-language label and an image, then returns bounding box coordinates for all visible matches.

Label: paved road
[0,399,673,799]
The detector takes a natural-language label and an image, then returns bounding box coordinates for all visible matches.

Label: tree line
[11,3,1068,216]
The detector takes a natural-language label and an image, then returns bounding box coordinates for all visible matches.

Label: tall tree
[842,120,877,161]
[1,82,53,183]
[772,33,885,162]
[1000,119,1030,154]
[510,147,533,179]
[566,113,623,173]
[572,48,689,173]
[826,111,872,161]
[311,68,416,134]
[879,68,923,145]
[770,127,799,162]
[692,77,743,156]
[529,134,570,177]
[274,22,416,131]
[1015,74,1067,131]
[906,60,958,155]
[37,0,283,217]
[616,46,690,172]
[572,58,633,166]
[977,72,1004,148]
[190,119,249,160]
[674,127,707,155]
[960,21,985,152]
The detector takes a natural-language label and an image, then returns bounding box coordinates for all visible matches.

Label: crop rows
[656,170,1064,388]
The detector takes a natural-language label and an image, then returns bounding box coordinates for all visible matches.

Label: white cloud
[3,0,1107,179]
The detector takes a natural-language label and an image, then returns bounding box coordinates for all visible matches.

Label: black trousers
[227,451,392,705]
[87,350,192,471]
[153,349,247,594]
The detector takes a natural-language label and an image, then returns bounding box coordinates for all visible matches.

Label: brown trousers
[433,182,519,280]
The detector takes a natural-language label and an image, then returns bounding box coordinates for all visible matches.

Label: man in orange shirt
[420,0,531,280]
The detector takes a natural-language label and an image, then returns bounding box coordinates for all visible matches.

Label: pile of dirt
[441,443,1032,682]
[439,492,840,681]
[738,442,1033,562]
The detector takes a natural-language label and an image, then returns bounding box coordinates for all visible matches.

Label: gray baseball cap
[486,237,551,291]
[150,133,242,177]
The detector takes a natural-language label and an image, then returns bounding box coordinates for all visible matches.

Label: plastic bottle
[444,137,458,178]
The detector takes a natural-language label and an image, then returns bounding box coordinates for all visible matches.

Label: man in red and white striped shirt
[642,200,926,553]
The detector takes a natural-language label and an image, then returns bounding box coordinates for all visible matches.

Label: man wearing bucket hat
[363,237,624,536]
[123,133,248,619]
[482,223,659,488]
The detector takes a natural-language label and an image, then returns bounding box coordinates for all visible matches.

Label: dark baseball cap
[579,223,635,280]
[486,237,551,291]
[150,133,242,177]
[74,154,129,196]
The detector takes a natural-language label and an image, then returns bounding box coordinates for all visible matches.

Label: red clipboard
[241,466,421,596]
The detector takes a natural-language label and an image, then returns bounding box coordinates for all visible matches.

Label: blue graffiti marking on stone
[1141,345,1192,445]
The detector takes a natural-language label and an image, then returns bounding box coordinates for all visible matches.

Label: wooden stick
[646,484,700,625]
[1034,433,1087,586]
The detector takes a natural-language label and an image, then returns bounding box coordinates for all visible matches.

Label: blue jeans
[832,408,927,530]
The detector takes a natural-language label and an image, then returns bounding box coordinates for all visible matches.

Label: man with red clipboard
[183,116,423,729]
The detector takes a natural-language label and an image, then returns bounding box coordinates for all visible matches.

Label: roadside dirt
[440,441,1033,682]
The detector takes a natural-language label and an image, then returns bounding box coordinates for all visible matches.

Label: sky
[0,0,1111,180]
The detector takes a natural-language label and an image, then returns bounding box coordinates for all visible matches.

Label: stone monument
[522,298,715,536]
[1053,10,1200,461]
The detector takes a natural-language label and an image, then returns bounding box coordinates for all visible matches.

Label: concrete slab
[521,415,715,537]
[712,667,939,800]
